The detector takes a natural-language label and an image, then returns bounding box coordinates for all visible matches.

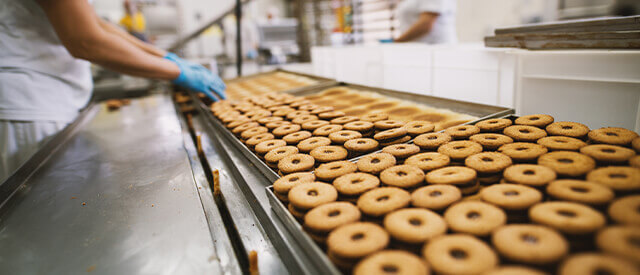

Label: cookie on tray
[314,161,357,182]
[278,153,315,174]
[529,202,606,234]
[288,181,338,210]
[545,121,590,138]
[353,250,429,275]
[405,152,450,172]
[537,136,586,151]
[588,127,638,146]
[586,166,640,191]
[357,187,411,217]
[357,153,397,175]
[470,133,514,151]
[383,208,447,244]
[514,114,554,128]
[333,172,380,197]
[327,222,389,259]
[414,132,452,151]
[423,234,498,275]
[379,165,425,189]
[475,118,512,133]
[498,142,548,163]
[502,164,557,187]
[444,201,506,236]
[309,145,348,163]
[344,138,379,154]
[411,185,461,211]
[444,124,481,140]
[546,180,614,206]
[403,121,435,137]
[503,125,547,142]
[492,224,568,265]
[537,151,595,177]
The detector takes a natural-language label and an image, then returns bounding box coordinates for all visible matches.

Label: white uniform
[0,0,93,181]
[396,0,457,44]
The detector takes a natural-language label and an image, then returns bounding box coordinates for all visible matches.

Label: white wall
[455,0,558,42]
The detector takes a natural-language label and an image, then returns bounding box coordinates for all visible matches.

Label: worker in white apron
[0,0,226,182]
[392,0,457,43]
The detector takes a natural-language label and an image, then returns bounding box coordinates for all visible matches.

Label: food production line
[23,69,631,274]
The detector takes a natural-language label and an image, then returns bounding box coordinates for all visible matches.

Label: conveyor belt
[0,94,232,274]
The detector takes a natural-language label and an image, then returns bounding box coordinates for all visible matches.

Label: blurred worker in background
[119,0,148,42]
[390,0,457,43]
[0,0,226,182]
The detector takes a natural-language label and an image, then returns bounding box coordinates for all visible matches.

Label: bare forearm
[395,12,438,42]
[99,19,166,57]
[82,32,179,79]
[37,0,179,80]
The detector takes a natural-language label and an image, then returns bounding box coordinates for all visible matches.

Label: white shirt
[0,0,92,123]
[396,0,457,44]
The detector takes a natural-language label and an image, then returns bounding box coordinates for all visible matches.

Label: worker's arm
[37,0,225,100]
[98,18,166,57]
[394,12,439,42]
[37,0,177,79]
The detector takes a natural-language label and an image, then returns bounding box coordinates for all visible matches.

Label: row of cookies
[270,114,640,274]
[225,72,318,100]
[210,92,441,175]
[303,86,478,131]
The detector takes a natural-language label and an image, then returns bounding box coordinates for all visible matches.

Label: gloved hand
[164,53,226,101]
[246,49,258,59]
[379,39,394,44]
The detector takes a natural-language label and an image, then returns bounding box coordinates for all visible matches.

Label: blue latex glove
[379,39,394,44]
[164,53,226,101]
[246,49,258,59]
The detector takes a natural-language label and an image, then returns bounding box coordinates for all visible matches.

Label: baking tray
[290,82,514,121]
[292,82,514,162]
[266,186,341,275]
[224,68,338,95]
[192,77,514,183]
[264,114,522,274]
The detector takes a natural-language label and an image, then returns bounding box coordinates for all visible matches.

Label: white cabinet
[311,45,640,131]
[512,50,640,131]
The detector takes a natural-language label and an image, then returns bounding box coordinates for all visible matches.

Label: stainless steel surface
[266,187,340,275]
[0,95,220,274]
[484,31,640,50]
[191,114,291,275]
[175,105,243,275]
[494,16,640,34]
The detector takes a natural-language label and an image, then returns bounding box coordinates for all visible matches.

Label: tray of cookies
[266,113,640,275]
[223,69,337,101]
[290,83,513,132]
[201,79,514,182]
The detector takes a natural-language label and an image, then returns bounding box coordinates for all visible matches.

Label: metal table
[0,94,245,274]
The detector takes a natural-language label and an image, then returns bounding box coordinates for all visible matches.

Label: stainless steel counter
[0,95,231,274]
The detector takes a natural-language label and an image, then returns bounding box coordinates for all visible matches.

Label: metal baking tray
[192,76,514,183]
[266,186,341,275]
[264,114,522,274]
[224,68,338,95]
[291,82,514,121]
[293,82,514,162]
